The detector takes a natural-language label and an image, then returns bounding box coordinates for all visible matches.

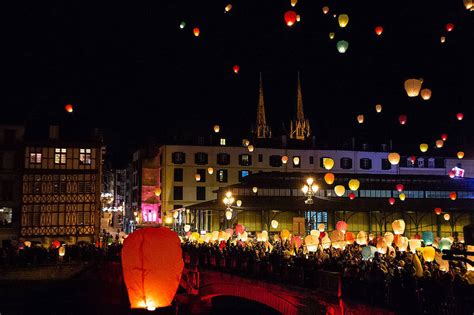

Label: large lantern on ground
[356,231,367,245]
[324,173,335,185]
[336,40,349,53]
[348,179,360,191]
[122,228,183,310]
[422,246,435,262]
[420,88,432,100]
[336,221,348,233]
[422,231,434,245]
[334,185,345,197]
[409,239,421,253]
[397,236,409,252]
[392,219,405,235]
[338,14,349,28]
[384,232,394,246]
[388,152,400,165]
[284,11,297,27]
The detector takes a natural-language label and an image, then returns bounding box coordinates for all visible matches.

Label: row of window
[30,148,92,165]
[174,168,251,183]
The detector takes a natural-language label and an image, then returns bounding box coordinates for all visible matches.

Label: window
[80,148,92,165]
[239,170,251,181]
[196,187,206,200]
[196,169,206,182]
[172,152,186,164]
[418,158,424,168]
[217,153,230,165]
[194,152,208,165]
[340,158,353,169]
[173,186,183,200]
[309,156,314,164]
[258,154,263,163]
[174,168,183,182]
[30,152,42,164]
[381,158,391,170]
[217,169,228,183]
[220,138,226,146]
[54,148,67,164]
[428,158,435,168]
[4,129,15,145]
[269,155,282,167]
[360,158,372,170]
[239,154,252,166]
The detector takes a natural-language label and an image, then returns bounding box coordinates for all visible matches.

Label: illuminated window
[54,148,67,164]
[238,170,251,181]
[239,154,252,166]
[30,152,42,164]
[220,138,226,146]
[216,169,228,183]
[80,148,92,165]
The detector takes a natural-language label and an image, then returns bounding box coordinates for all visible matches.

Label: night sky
[0,1,473,167]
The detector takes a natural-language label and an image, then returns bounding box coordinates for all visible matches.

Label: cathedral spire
[290,71,311,140]
[256,72,271,139]
[296,71,305,121]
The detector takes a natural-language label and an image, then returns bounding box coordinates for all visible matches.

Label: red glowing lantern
[446,23,454,32]
[346,232,355,244]
[65,104,73,113]
[448,170,455,178]
[441,134,448,141]
[292,235,303,248]
[399,114,407,125]
[284,11,297,27]
[396,184,404,192]
[375,26,383,36]
[348,192,355,200]
[235,224,245,235]
[193,27,200,37]
[52,240,61,249]
[122,227,183,310]
[456,113,464,121]
[414,234,422,240]
[388,197,395,205]
[434,207,442,215]
[449,192,457,200]
[410,156,416,163]
[336,221,348,233]
[233,65,240,74]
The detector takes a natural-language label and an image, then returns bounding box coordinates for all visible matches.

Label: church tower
[256,73,272,139]
[290,72,311,140]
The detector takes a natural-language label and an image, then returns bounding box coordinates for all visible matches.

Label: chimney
[49,125,59,139]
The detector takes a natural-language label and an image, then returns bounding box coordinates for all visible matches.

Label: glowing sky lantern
[397,236,409,252]
[224,4,232,13]
[193,27,200,37]
[457,151,464,159]
[330,230,345,249]
[439,237,452,251]
[293,156,300,166]
[456,112,464,121]
[247,145,254,152]
[213,125,220,133]
[384,232,394,246]
[122,228,183,310]
[329,32,335,40]
[271,220,279,229]
[334,185,345,197]
[409,239,421,253]
[284,11,297,27]
[337,40,349,53]
[444,213,450,221]
[404,78,423,97]
[441,133,448,141]
[65,104,73,113]
[281,229,290,241]
[422,231,434,245]
[154,187,162,197]
[420,88,432,100]
[375,26,383,36]
[322,6,329,14]
[399,114,407,125]
[392,219,405,235]
[179,21,186,29]
[396,184,404,192]
[434,207,442,215]
[419,143,428,153]
[336,220,348,233]
[357,114,364,124]
[446,23,454,32]
[422,246,435,262]
[195,173,201,181]
[324,173,335,185]
[399,193,406,201]
[233,65,240,74]
[388,197,395,205]
[376,237,387,254]
[388,152,400,165]
[449,192,457,200]
[435,140,444,148]
[464,0,474,10]
[252,186,258,193]
[345,232,355,244]
[338,14,349,28]
[281,155,288,164]
[291,0,297,7]
[318,223,325,232]
[323,158,334,170]
[348,179,360,191]
[348,192,355,200]
[448,170,455,178]
[356,231,367,245]
[207,167,214,175]
[375,104,382,113]
[440,36,446,43]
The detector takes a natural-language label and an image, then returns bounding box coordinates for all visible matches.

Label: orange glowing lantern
[213,125,220,133]
[441,134,448,141]
[444,213,450,221]
[193,27,200,37]
[154,187,162,197]
[334,185,345,197]
[324,173,335,185]
[375,26,383,35]
[65,104,73,113]
[404,78,423,97]
[281,155,288,164]
[247,145,254,152]
[284,11,297,27]
[446,23,454,32]
[464,0,474,10]
[420,88,432,100]
[449,170,455,178]
[436,140,444,148]
[434,207,442,215]
[440,36,446,43]
[122,228,183,310]
[207,167,214,175]
[233,65,240,74]
[336,220,348,233]
[456,113,464,121]
[346,232,355,244]
[457,151,464,159]
[423,246,435,262]
[357,114,364,124]
[322,6,329,14]
[449,192,457,200]
[388,152,400,165]
[375,104,382,113]
[399,115,407,125]
[224,4,232,13]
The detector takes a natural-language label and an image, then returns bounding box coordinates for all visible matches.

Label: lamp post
[302,177,319,204]
[223,191,235,228]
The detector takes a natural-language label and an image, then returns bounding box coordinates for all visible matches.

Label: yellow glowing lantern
[59,246,66,257]
[422,246,435,262]
[172,211,179,219]
[357,115,364,124]
[247,145,254,152]
[322,6,329,14]
[420,88,432,100]
[324,173,335,185]
[225,210,232,220]
[392,219,405,235]
[195,174,201,181]
[291,0,297,7]
[271,220,279,229]
[329,32,335,40]
[356,231,367,245]
[239,231,248,242]
[154,187,162,197]
[440,36,446,43]
[164,216,173,224]
[252,186,258,193]
[207,167,214,175]
[236,200,242,207]
[281,229,290,241]
[191,232,200,242]
[388,152,400,165]
[399,193,406,201]
[281,155,288,164]
[24,241,32,248]
[305,235,318,252]
[243,139,250,146]
[338,14,349,28]
[213,125,220,133]
[420,143,428,153]
[310,229,320,238]
[409,239,422,253]
[334,185,345,197]
[404,78,423,97]
[224,4,232,12]
[444,213,450,221]
[323,158,334,170]
[348,179,360,191]
[375,104,382,113]
[293,156,300,166]
[457,151,464,159]
[321,235,331,249]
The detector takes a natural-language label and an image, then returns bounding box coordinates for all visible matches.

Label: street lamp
[302,177,319,204]
[223,191,235,221]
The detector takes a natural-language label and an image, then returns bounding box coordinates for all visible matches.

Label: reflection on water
[210,296,281,315]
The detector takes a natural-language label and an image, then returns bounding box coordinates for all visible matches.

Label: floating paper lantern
[324,173,335,185]
[439,237,452,251]
[369,233,374,241]
[436,140,444,148]
[213,125,220,133]
[179,21,186,29]
[422,246,435,262]
[356,231,367,245]
[348,192,355,200]
[322,6,329,14]
[284,11,297,27]
[410,156,416,164]
[422,231,434,245]
[330,230,345,249]
[291,0,297,7]
[356,115,365,124]
[396,184,404,192]
[388,197,395,205]
[292,236,303,248]
[375,104,382,113]
[444,213,450,221]
[321,235,331,249]
[305,235,319,252]
[338,14,349,28]
[397,236,409,252]
[456,113,463,121]
[293,156,300,166]
[207,167,214,175]
[310,229,320,238]
[52,240,61,249]
[252,186,258,193]
[247,145,254,152]
[376,237,388,254]
[233,65,240,74]
[441,134,448,141]
[345,232,355,244]
[236,200,242,207]
[155,187,162,197]
[375,26,383,35]
[193,27,200,37]
[271,220,279,229]
[464,0,474,10]
[409,239,421,253]
[384,232,394,246]
[337,40,349,53]
[336,221,348,233]
[434,207,442,215]
[388,152,400,165]
[420,88,432,100]
[446,23,454,32]
[296,15,301,22]
[449,192,457,200]
[224,4,232,12]
[172,211,179,219]
[448,170,455,178]
[392,219,405,235]
[348,179,360,191]
[457,151,464,159]
[225,228,234,238]
[399,115,407,125]
[404,78,423,97]
[323,158,334,170]
[334,185,345,197]
[420,143,428,153]
[239,231,248,242]
[234,224,244,236]
[440,36,446,43]
[195,174,201,181]
[122,228,183,310]
[329,32,335,39]
[399,193,406,201]
[281,229,290,241]
[65,104,73,113]
[281,155,288,164]
[318,223,325,232]
[211,231,219,242]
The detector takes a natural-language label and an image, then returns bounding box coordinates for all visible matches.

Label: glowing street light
[302,177,318,204]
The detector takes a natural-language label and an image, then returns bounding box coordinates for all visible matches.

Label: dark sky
[0,1,473,167]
